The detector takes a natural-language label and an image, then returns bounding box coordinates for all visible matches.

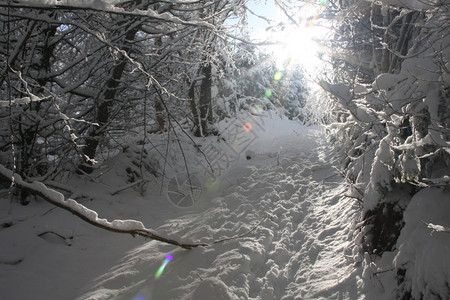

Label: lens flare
[274,71,283,81]
[155,254,173,279]
[205,177,220,193]
[250,104,264,115]
[243,122,252,132]
[132,254,173,300]
[319,0,328,7]
[264,89,273,98]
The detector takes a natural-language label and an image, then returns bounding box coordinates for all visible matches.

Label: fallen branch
[38,230,73,246]
[110,179,145,195]
[0,258,23,265]
[0,164,204,250]
[0,165,268,250]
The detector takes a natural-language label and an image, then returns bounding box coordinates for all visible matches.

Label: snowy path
[79,125,360,300]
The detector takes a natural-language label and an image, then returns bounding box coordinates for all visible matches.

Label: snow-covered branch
[0,165,268,249]
[3,1,215,29]
[0,164,206,250]
[0,94,48,107]
[426,222,450,234]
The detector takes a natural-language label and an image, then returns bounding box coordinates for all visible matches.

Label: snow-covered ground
[0,114,448,299]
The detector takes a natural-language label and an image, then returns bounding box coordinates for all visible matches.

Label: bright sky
[246,0,329,74]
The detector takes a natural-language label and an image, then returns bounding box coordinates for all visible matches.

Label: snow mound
[192,278,238,300]
[394,188,450,299]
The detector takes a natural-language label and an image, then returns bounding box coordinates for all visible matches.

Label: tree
[213,46,310,123]
[1,0,251,177]
[320,0,450,296]
[0,0,265,250]
[0,8,76,184]
[183,0,249,136]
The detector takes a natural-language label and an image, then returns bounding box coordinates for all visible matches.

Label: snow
[192,278,239,300]
[318,80,352,103]
[394,188,450,299]
[0,115,448,299]
[0,165,147,234]
[373,73,405,91]
[0,93,45,107]
[14,0,214,29]
[427,223,450,234]
[393,134,434,151]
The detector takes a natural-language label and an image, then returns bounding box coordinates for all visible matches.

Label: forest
[0,0,449,299]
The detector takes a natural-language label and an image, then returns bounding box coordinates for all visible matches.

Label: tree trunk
[80,26,139,173]
[188,77,201,136]
[379,9,391,73]
[199,62,212,136]
[154,36,165,132]
[389,12,413,73]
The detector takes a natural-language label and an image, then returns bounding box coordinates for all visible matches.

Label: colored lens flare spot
[274,71,283,81]
[251,105,263,115]
[243,122,252,132]
[265,89,272,98]
[205,177,220,193]
[155,254,173,279]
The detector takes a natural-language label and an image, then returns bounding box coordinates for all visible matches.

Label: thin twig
[211,216,268,245]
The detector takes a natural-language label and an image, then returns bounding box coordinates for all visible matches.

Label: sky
[245,0,329,74]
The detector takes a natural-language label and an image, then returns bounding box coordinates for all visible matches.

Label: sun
[247,2,327,73]
[272,23,324,70]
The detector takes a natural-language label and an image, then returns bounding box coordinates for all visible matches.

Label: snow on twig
[425,222,450,234]
[0,94,48,107]
[5,1,215,29]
